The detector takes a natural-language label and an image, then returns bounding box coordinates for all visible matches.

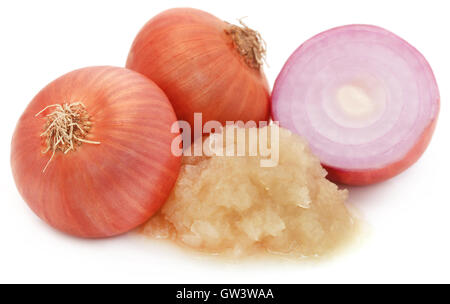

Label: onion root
[35,102,100,172]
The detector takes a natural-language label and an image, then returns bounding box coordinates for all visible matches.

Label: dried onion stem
[225,18,267,70]
[35,102,100,172]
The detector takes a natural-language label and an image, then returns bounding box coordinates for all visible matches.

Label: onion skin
[126,8,271,130]
[325,115,439,186]
[11,66,181,238]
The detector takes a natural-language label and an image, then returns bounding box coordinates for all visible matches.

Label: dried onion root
[36,102,100,172]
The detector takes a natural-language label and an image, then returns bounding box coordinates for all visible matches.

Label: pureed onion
[126,8,271,133]
[11,66,181,238]
[272,25,440,186]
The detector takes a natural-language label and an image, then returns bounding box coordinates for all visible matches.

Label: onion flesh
[272,25,440,185]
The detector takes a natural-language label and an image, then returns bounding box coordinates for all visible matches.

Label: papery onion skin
[126,8,271,131]
[11,66,181,238]
[272,25,440,186]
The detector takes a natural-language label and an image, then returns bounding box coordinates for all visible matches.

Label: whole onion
[11,66,181,237]
[126,8,271,133]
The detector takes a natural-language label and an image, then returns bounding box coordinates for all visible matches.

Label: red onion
[126,8,271,134]
[11,67,181,237]
[272,25,440,185]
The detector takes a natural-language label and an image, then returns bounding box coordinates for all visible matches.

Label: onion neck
[225,20,266,70]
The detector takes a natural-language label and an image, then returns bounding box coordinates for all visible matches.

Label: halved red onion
[272,25,440,185]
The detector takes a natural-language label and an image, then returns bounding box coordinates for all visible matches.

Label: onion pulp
[11,66,181,238]
[126,8,271,136]
[272,25,440,186]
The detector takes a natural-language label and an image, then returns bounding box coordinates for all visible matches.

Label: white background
[1,0,449,284]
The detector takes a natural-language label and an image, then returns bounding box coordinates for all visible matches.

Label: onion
[11,66,181,238]
[272,25,440,186]
[126,8,271,133]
